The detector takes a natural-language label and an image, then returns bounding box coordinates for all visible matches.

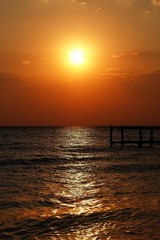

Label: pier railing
[110,126,160,147]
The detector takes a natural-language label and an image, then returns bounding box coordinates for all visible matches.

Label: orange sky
[1,0,160,126]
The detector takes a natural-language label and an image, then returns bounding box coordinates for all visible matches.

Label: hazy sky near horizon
[1,0,160,126]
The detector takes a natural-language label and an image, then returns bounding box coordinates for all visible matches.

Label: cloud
[100,68,129,79]
[0,72,21,85]
[121,52,140,57]
[106,67,122,72]
[110,54,120,58]
[100,65,160,82]
[22,59,30,65]
[40,57,47,60]
[116,0,160,7]
[110,52,140,58]
[35,0,52,3]
[34,0,87,5]
[152,0,160,6]
[130,52,139,56]
[116,0,135,6]
[135,67,160,77]
[143,10,152,18]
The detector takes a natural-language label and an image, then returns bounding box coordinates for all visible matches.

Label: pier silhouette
[110,126,160,147]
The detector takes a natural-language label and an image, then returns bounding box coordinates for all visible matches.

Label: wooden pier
[110,126,160,147]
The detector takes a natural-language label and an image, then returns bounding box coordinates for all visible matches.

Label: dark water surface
[0,127,160,239]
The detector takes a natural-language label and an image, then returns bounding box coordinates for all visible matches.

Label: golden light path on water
[0,128,114,240]
[1,127,160,239]
[43,128,115,239]
[39,128,160,240]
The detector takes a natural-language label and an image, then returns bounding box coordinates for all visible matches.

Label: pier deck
[110,126,160,147]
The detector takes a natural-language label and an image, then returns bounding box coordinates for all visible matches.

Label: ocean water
[0,127,160,240]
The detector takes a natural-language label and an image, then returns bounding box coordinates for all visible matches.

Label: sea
[0,126,160,240]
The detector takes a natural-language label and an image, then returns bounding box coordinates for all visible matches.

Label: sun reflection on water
[1,127,160,239]
[61,127,93,147]
[47,128,111,238]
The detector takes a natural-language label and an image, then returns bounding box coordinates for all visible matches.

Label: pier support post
[110,125,113,147]
[121,128,124,146]
[139,128,143,147]
[150,128,153,146]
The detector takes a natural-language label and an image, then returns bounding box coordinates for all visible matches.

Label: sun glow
[69,48,85,65]
[58,42,95,72]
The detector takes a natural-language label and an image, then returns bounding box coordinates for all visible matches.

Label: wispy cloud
[143,10,152,18]
[36,0,52,3]
[152,0,160,6]
[116,0,134,6]
[110,52,140,58]
[0,72,21,85]
[22,60,30,65]
[100,65,160,82]
[110,54,120,59]
[134,67,160,77]
[100,68,129,79]
[117,0,160,7]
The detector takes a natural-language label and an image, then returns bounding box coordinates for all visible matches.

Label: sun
[69,48,85,65]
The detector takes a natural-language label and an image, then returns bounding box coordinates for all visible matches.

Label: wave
[0,208,159,239]
[106,163,160,173]
[0,154,109,166]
